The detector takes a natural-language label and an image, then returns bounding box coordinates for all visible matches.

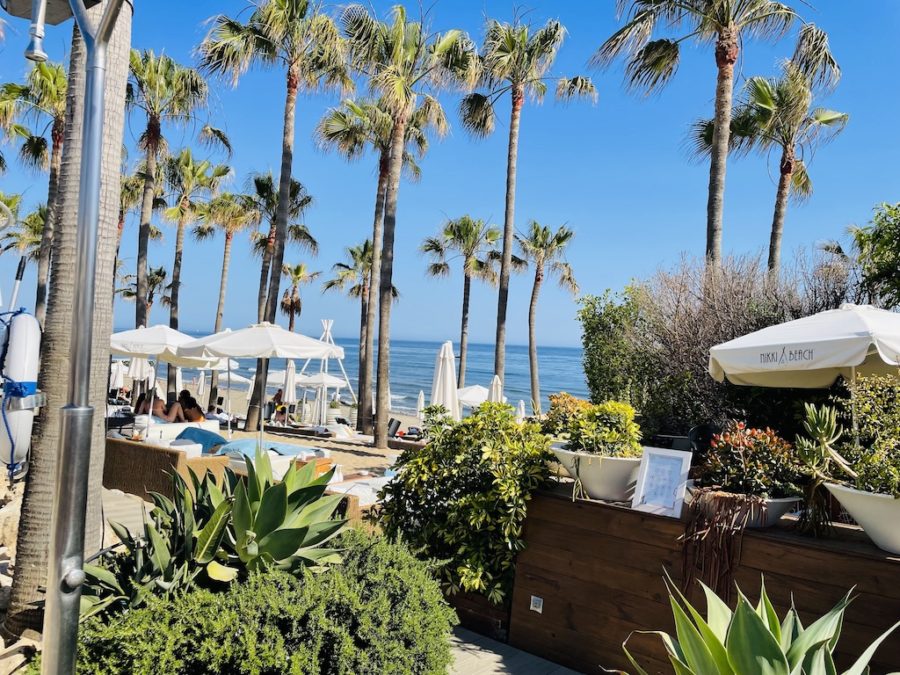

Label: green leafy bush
[619,574,900,674]
[843,375,900,496]
[377,403,551,604]
[541,392,592,436]
[565,400,642,458]
[83,451,346,618]
[71,531,456,675]
[697,421,803,498]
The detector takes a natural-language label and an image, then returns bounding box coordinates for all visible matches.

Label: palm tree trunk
[528,265,544,415]
[34,124,64,327]
[247,64,298,433]
[356,282,368,431]
[257,224,274,323]
[494,83,524,382]
[360,151,389,433]
[458,270,472,388]
[6,1,132,636]
[208,230,233,409]
[167,206,188,393]
[288,287,297,331]
[768,147,794,275]
[135,138,157,327]
[706,29,739,267]
[375,115,408,448]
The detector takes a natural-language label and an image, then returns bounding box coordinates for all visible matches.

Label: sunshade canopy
[178,322,343,361]
[297,372,345,388]
[709,304,900,388]
[457,384,488,408]
[111,325,229,368]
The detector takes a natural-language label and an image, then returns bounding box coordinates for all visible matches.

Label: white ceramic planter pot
[326,407,340,425]
[686,489,800,529]
[825,483,900,555]
[552,445,641,502]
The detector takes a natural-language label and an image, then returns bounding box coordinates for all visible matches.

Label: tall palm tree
[0,194,45,263]
[162,148,229,391]
[421,216,501,387]
[0,61,67,325]
[244,171,316,322]
[316,97,438,432]
[280,262,320,332]
[596,4,840,266]
[194,192,260,407]
[516,221,577,414]
[200,0,350,431]
[128,49,210,328]
[7,0,132,635]
[728,62,847,273]
[341,3,476,447]
[461,17,595,384]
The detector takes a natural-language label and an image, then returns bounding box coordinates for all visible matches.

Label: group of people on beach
[134,389,213,424]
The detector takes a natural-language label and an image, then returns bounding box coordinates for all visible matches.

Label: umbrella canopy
[416,390,425,422]
[516,400,526,423]
[109,361,128,390]
[126,357,153,382]
[297,372,345,388]
[223,371,252,386]
[709,304,900,388]
[430,341,460,420]
[110,324,196,364]
[178,322,343,361]
[283,360,298,405]
[197,372,206,398]
[457,385,488,408]
[488,375,504,403]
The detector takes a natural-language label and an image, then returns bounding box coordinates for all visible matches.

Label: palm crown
[194,192,260,241]
[0,61,67,171]
[245,172,317,257]
[517,221,578,294]
[163,149,230,224]
[422,216,501,282]
[323,240,373,299]
[0,193,45,262]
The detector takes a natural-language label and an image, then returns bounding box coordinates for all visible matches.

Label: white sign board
[631,447,692,518]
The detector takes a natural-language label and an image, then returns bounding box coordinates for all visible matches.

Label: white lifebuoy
[1,312,41,469]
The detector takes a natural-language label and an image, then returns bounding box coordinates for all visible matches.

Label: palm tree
[194,192,260,407]
[732,62,847,273]
[7,1,132,635]
[516,221,577,415]
[421,216,500,387]
[280,263,320,332]
[162,149,229,391]
[0,61,67,325]
[461,17,595,384]
[0,194,45,263]
[596,4,839,266]
[128,49,210,328]
[117,265,169,314]
[341,3,476,447]
[200,0,349,431]
[316,97,441,432]
[244,171,316,321]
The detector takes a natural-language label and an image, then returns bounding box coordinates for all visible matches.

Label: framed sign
[631,447,692,518]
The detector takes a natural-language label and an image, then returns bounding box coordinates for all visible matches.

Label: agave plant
[615,574,899,674]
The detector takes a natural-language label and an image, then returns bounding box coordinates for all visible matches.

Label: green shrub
[377,403,551,604]
[71,531,456,675]
[696,421,804,498]
[843,375,900,496]
[541,392,592,436]
[565,400,642,458]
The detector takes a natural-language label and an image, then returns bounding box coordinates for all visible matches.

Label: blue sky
[1,1,898,348]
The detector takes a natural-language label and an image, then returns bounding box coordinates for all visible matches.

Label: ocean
[175,336,588,415]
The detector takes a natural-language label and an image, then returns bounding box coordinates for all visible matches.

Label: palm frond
[556,76,598,103]
[789,158,813,203]
[199,124,233,157]
[624,39,680,94]
[459,93,495,138]
[792,23,840,91]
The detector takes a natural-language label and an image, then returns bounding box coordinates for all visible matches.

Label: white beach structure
[431,341,461,421]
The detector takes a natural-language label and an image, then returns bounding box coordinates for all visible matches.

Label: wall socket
[529,595,544,614]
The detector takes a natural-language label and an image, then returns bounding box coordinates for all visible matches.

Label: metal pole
[8,257,27,309]
[42,1,125,673]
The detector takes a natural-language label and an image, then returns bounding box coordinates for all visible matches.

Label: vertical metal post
[42,1,125,673]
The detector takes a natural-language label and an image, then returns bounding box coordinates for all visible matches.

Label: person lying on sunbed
[151,397,185,423]
[183,397,206,423]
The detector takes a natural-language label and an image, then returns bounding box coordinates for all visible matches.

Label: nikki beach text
[759,347,815,365]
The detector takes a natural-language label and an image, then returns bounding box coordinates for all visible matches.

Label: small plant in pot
[550,399,643,502]
[821,375,900,554]
[690,421,804,529]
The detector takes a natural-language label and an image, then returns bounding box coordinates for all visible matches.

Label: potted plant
[550,399,643,501]
[326,399,342,426]
[690,421,803,528]
[821,376,900,554]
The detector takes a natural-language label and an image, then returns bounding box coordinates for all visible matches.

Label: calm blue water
[174,335,588,414]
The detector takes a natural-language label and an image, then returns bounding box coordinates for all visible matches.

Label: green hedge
[68,530,456,675]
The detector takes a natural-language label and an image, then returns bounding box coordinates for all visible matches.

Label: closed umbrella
[284,360,298,405]
[197,371,206,398]
[516,400,526,423]
[430,341,460,421]
[175,367,183,395]
[126,357,152,382]
[109,361,128,391]
[416,390,425,422]
[488,375,504,403]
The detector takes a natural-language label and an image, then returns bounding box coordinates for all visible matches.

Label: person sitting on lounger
[151,397,185,423]
[183,397,205,423]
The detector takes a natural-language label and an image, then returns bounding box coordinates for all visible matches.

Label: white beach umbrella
[416,390,425,422]
[430,341,460,420]
[457,385,489,408]
[516,400,526,423]
[297,372,345,388]
[175,367,183,395]
[110,324,202,366]
[197,371,207,398]
[225,371,252,386]
[709,304,900,388]
[283,360,298,405]
[178,322,343,361]
[126,357,153,382]
[488,374,504,403]
[109,361,128,390]
[266,369,287,387]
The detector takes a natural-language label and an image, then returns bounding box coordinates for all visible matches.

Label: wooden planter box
[508,487,900,674]
[448,591,511,642]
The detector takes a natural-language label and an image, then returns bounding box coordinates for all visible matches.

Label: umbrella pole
[851,366,859,448]
[227,362,232,439]
[258,357,266,451]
